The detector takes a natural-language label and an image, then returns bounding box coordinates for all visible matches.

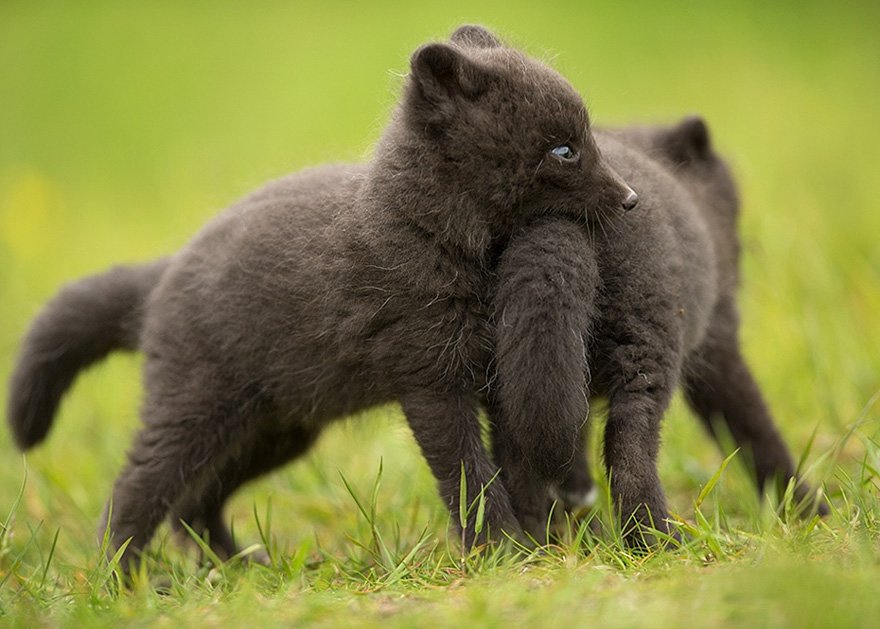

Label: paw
[551,485,599,515]
[238,546,272,566]
[619,504,681,550]
[792,482,830,518]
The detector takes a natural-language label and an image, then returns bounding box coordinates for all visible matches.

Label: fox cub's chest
[369,292,494,391]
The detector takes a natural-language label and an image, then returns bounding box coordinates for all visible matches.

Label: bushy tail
[7,258,170,449]
[493,219,600,482]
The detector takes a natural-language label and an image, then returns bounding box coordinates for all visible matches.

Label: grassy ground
[2,1,879,626]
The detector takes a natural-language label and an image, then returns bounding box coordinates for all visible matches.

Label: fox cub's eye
[550,145,578,162]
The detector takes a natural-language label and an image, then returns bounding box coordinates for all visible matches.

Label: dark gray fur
[6,27,635,566]
[7,260,169,449]
[492,117,828,542]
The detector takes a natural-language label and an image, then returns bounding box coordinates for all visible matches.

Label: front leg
[401,389,519,547]
[602,346,679,545]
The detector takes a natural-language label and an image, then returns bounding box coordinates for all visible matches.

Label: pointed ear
[450,24,502,49]
[410,43,492,103]
[664,115,712,163]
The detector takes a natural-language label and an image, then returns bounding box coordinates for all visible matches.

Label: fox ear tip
[411,42,459,77]
[679,115,711,152]
[450,24,502,49]
[662,115,712,162]
[410,42,490,102]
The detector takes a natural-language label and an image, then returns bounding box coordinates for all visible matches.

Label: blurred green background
[0,1,879,619]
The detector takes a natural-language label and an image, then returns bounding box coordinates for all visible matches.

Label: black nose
[622,189,639,211]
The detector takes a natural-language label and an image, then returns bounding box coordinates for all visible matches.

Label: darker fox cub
[6,26,635,567]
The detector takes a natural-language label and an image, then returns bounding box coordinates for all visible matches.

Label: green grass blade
[695,448,740,509]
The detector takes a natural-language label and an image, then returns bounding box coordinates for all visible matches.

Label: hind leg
[99,368,258,571]
[684,302,828,514]
[170,424,320,560]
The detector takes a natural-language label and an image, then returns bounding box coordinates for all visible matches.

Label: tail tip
[7,390,52,451]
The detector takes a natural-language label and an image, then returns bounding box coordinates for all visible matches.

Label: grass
[1,1,879,626]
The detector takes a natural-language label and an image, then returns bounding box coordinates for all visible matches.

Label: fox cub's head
[375,25,635,250]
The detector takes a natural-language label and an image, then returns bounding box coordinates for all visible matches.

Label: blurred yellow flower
[0,169,66,260]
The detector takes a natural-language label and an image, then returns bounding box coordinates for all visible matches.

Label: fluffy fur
[6,26,635,566]
[492,117,828,541]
